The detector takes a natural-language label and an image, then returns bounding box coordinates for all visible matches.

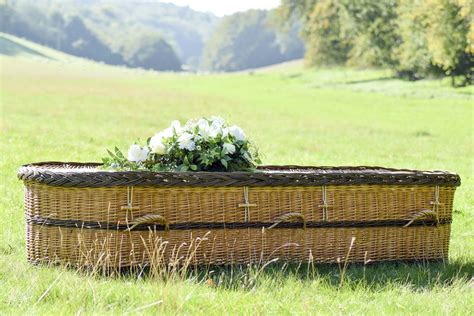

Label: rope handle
[404,210,439,227]
[268,212,306,230]
[126,214,169,231]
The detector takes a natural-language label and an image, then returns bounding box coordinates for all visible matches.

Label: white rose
[127,144,149,162]
[228,125,245,141]
[149,133,167,155]
[222,143,236,154]
[197,119,210,139]
[210,116,225,128]
[182,121,193,133]
[177,133,196,151]
[208,123,221,138]
[170,120,182,134]
[222,127,229,138]
[160,127,174,138]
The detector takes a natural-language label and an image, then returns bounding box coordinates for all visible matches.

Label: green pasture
[1,35,473,314]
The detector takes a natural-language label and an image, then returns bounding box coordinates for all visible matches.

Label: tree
[302,0,352,66]
[120,33,181,71]
[423,0,472,85]
[201,10,304,71]
[394,0,442,80]
[62,16,123,65]
[395,0,472,84]
[277,0,473,85]
[344,0,400,67]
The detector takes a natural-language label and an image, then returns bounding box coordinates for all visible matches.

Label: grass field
[1,34,473,314]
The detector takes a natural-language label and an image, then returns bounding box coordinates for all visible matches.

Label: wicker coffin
[18,162,460,267]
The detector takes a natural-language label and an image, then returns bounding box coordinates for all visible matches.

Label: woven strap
[27,215,449,231]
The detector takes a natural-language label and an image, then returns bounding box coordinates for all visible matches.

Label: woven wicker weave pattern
[20,162,460,266]
[24,183,455,224]
[27,224,450,266]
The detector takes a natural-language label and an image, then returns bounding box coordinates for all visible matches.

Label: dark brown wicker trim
[18,162,461,187]
[26,216,450,231]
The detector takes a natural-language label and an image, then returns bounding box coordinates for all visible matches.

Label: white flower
[210,116,225,128]
[183,119,197,132]
[228,125,245,141]
[150,133,167,155]
[208,123,221,138]
[178,133,196,151]
[170,120,182,134]
[222,127,229,138]
[196,118,222,139]
[160,127,174,138]
[197,119,210,138]
[127,144,149,162]
[222,143,236,154]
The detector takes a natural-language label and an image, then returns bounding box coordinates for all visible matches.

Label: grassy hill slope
[1,47,473,314]
[0,32,84,62]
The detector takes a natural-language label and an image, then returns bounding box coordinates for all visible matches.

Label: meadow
[1,34,473,314]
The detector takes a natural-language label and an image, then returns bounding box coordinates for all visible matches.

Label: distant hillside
[1,1,306,73]
[0,0,218,70]
[50,1,219,68]
[201,10,304,72]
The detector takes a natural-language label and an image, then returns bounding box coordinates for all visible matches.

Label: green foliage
[120,32,181,71]
[344,0,400,67]
[394,0,473,83]
[278,0,473,86]
[393,0,439,80]
[69,1,218,68]
[0,1,210,70]
[0,3,126,65]
[201,10,304,71]
[61,15,124,65]
[102,117,261,172]
[422,0,472,84]
[303,0,352,66]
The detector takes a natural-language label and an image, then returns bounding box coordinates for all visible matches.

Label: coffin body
[19,163,460,267]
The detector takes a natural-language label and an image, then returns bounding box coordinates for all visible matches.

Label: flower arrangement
[102,117,261,172]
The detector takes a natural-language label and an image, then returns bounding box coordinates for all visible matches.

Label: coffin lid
[17,162,461,187]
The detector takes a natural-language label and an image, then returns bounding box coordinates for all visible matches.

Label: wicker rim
[18,162,461,187]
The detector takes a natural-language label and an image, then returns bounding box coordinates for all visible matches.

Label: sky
[159,0,281,16]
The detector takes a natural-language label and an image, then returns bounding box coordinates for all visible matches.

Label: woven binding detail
[18,162,461,187]
[26,215,450,231]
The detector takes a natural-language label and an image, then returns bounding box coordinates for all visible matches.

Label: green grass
[1,35,473,314]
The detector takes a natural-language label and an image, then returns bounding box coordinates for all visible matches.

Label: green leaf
[107,149,116,158]
[115,147,125,159]
[190,164,198,171]
[220,159,228,169]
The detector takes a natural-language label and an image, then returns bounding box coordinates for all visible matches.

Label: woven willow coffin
[18,162,460,267]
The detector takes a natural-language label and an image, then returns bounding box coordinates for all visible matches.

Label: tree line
[201,10,304,72]
[278,0,473,86]
[2,0,471,81]
[0,2,304,72]
[0,2,184,71]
